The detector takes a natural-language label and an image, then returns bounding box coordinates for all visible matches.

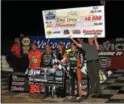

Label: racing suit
[68,50,84,97]
[55,50,68,97]
[28,49,43,94]
[41,51,54,68]
[41,51,55,96]
[28,49,43,69]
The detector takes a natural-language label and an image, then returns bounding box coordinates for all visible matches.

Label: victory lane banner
[42,5,105,38]
[20,36,124,69]
[20,36,71,55]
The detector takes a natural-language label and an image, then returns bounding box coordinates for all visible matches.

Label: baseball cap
[58,41,64,45]
[45,43,52,47]
[71,42,77,46]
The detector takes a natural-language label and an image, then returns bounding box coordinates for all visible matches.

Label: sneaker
[88,93,94,98]
[68,96,75,100]
[76,97,81,100]
[94,93,102,98]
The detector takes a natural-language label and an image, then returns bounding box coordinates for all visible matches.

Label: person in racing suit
[41,43,55,97]
[28,42,43,94]
[67,42,84,98]
[55,42,68,97]
[28,43,43,69]
[56,42,68,62]
[41,43,54,68]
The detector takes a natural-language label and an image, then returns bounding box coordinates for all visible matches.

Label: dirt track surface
[1,93,86,103]
[1,93,109,103]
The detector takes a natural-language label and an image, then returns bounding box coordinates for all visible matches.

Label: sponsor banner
[106,56,124,69]
[55,77,63,81]
[10,75,29,92]
[99,38,124,56]
[99,57,111,68]
[28,69,64,84]
[11,86,25,91]
[42,6,105,38]
[99,39,124,51]
[29,78,47,82]
[12,82,25,86]
[12,75,26,82]
[98,51,124,56]
[99,38,124,69]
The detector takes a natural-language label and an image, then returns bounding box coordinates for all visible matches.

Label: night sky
[2,0,124,41]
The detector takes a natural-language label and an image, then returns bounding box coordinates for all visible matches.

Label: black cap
[58,41,64,45]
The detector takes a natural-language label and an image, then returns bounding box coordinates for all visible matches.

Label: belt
[70,67,77,69]
[87,59,99,62]
[40,67,52,69]
[29,68,41,70]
